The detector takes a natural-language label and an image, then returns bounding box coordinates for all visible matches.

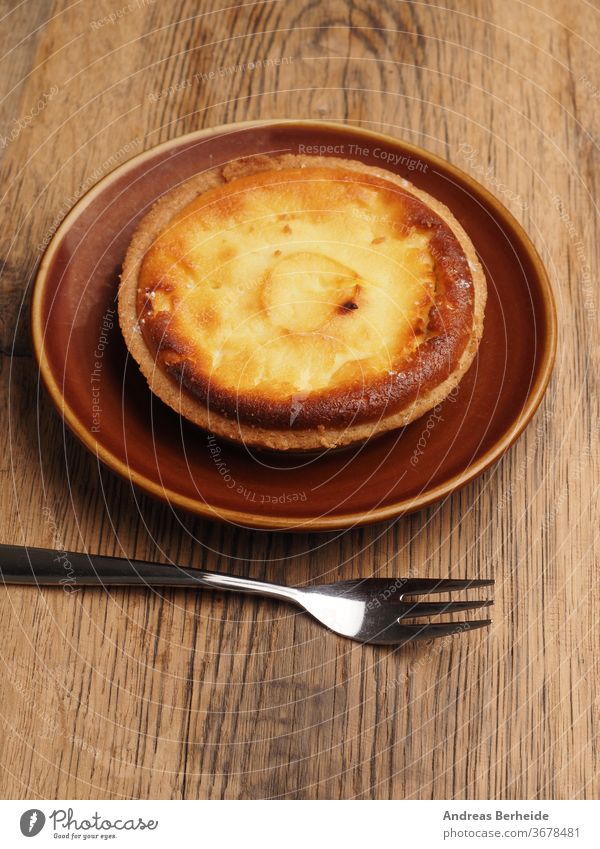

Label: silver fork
[0,544,493,645]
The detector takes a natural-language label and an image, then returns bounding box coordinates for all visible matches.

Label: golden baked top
[135,163,477,429]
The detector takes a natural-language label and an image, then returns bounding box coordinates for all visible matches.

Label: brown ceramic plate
[31,121,556,531]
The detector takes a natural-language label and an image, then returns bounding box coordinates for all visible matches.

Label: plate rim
[31,119,558,530]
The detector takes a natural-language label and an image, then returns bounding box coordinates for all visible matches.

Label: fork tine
[367,618,492,645]
[398,598,494,618]
[398,578,494,596]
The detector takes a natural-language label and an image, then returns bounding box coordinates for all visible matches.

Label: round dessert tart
[119,153,486,451]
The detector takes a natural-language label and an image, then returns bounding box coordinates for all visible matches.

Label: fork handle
[0,543,301,604]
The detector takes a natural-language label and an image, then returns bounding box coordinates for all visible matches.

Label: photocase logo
[19,809,46,837]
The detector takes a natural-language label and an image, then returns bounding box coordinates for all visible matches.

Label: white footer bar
[0,799,597,848]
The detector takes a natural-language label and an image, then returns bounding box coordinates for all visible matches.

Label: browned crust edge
[119,154,486,450]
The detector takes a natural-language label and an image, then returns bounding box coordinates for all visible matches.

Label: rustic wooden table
[0,0,598,800]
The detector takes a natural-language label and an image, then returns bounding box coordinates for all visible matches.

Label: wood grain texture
[0,0,598,800]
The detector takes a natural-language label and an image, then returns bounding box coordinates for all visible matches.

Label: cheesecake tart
[119,154,486,451]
